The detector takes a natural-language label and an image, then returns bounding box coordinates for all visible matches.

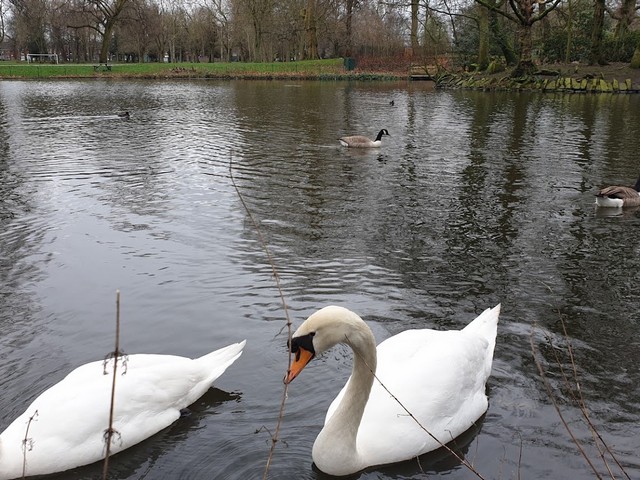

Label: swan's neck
[312,329,377,474]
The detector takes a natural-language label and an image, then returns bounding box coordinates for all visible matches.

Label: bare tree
[9,0,49,56]
[609,0,637,39]
[240,0,274,61]
[206,0,232,61]
[344,0,355,57]
[589,0,606,65]
[477,3,488,68]
[303,0,319,59]
[0,0,7,46]
[474,0,562,76]
[67,0,130,62]
[410,0,418,54]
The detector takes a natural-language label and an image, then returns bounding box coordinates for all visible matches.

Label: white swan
[595,175,640,207]
[0,340,246,480]
[285,305,500,476]
[339,129,389,148]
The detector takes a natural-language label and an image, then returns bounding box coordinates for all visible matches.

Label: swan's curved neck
[312,327,377,473]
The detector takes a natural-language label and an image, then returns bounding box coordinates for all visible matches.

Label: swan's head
[285,306,372,384]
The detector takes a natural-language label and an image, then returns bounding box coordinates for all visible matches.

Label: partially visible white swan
[286,305,500,476]
[339,129,389,148]
[595,175,640,207]
[0,340,246,479]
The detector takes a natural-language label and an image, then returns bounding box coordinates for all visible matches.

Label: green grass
[0,58,397,80]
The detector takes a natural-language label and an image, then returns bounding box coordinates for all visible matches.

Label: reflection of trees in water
[441,93,531,309]
[15,82,174,233]
[0,101,47,342]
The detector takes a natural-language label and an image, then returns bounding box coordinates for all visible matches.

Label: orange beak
[284,346,314,384]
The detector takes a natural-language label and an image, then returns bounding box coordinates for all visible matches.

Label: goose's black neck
[375,129,387,141]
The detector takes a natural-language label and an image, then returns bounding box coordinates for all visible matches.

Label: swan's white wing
[0,341,245,479]
[326,329,492,466]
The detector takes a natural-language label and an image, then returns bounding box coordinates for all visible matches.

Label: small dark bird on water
[118,111,130,119]
[389,100,395,106]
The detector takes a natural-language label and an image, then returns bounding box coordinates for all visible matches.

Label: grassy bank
[5,58,638,94]
[0,58,404,80]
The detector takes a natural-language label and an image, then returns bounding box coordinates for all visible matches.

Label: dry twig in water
[21,410,38,479]
[102,290,125,480]
[530,291,630,480]
[227,155,293,480]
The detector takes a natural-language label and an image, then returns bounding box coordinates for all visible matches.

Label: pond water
[1,79,639,480]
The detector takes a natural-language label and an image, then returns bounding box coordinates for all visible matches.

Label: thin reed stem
[102,290,121,480]
[529,323,603,479]
[227,153,293,479]
[556,314,627,479]
[538,283,630,479]
[21,410,38,478]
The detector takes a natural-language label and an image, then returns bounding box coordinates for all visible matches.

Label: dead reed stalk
[102,289,124,480]
[20,410,38,478]
[227,155,293,480]
[530,293,630,480]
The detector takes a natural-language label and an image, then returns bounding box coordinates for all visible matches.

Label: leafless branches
[530,300,631,480]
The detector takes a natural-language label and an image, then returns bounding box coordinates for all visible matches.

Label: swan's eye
[289,332,316,356]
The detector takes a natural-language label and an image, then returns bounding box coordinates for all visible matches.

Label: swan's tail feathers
[463,304,500,376]
[463,304,500,346]
[196,340,246,385]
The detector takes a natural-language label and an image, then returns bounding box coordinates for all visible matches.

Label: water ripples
[1,80,640,479]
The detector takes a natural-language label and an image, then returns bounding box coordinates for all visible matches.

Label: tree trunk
[512,21,535,77]
[410,0,418,56]
[589,0,606,65]
[478,5,489,70]
[613,0,636,39]
[631,40,640,69]
[253,18,262,61]
[304,0,318,59]
[488,6,517,66]
[510,0,536,77]
[564,0,573,63]
[100,18,116,63]
[345,0,354,57]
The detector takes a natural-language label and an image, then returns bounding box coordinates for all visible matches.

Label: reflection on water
[0,79,639,479]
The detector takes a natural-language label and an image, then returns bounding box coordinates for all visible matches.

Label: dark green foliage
[603,31,640,62]
[541,29,591,63]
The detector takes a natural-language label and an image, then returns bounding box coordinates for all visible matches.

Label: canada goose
[0,340,246,479]
[285,305,500,476]
[339,129,389,148]
[595,176,640,207]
